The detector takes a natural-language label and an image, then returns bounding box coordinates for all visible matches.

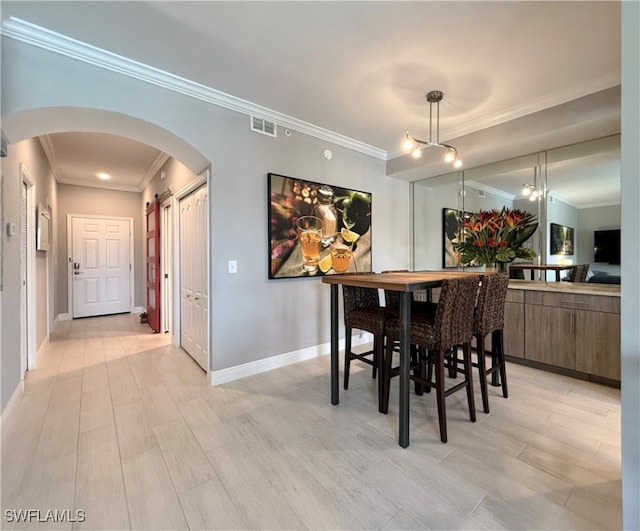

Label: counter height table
[322,270,483,448]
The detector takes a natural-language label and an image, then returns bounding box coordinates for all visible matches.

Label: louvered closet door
[179,185,208,370]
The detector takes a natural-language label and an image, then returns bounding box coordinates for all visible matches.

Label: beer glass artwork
[330,243,352,273]
[296,216,323,273]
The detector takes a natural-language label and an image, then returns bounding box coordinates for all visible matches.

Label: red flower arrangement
[453,207,538,267]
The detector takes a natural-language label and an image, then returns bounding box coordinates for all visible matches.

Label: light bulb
[402,133,417,152]
[453,159,463,168]
[411,148,422,159]
[522,185,531,197]
[444,149,455,163]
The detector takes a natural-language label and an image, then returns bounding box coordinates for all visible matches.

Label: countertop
[508,280,621,297]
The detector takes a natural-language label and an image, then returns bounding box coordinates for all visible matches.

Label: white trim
[208,334,373,386]
[55,313,72,322]
[0,17,386,161]
[66,214,135,317]
[20,163,36,373]
[133,306,145,314]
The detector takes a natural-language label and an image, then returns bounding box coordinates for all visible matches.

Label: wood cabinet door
[504,300,525,358]
[525,305,576,369]
[575,311,621,380]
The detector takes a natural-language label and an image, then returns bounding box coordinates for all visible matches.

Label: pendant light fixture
[402,90,462,168]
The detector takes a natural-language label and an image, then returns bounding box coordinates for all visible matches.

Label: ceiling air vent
[251,116,277,138]
[477,189,486,198]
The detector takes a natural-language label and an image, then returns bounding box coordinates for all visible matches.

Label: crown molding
[139,152,170,192]
[38,135,60,181]
[56,177,141,193]
[464,180,515,201]
[1,17,387,160]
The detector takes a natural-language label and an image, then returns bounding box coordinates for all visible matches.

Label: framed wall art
[442,207,469,268]
[550,223,574,255]
[268,173,372,279]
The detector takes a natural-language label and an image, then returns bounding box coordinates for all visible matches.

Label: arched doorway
[2,106,211,374]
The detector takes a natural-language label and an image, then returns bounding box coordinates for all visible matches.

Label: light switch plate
[228,260,237,274]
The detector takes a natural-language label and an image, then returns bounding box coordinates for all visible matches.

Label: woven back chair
[568,264,589,283]
[472,273,510,413]
[383,275,481,442]
[341,273,391,412]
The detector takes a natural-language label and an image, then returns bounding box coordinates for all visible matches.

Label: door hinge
[164,273,169,279]
[129,264,132,270]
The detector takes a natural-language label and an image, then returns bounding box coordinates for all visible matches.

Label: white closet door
[180,185,207,370]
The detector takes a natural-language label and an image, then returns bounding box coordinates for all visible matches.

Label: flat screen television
[594,229,620,264]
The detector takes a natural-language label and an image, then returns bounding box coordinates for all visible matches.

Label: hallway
[1,314,622,530]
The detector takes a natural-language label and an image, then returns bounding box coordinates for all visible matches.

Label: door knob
[74,271,84,275]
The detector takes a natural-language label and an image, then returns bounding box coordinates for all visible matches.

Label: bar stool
[342,274,393,411]
[383,275,481,442]
[471,273,510,413]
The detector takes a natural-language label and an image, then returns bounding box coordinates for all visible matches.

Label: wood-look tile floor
[1,314,621,530]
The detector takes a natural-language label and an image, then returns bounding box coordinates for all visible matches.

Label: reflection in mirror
[461,154,544,277]
[546,135,620,283]
[411,171,463,270]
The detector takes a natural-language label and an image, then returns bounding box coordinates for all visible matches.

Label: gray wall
[621,2,640,527]
[1,36,410,382]
[56,183,144,315]
[0,137,57,410]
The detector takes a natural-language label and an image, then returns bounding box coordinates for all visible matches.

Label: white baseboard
[133,306,145,314]
[55,313,72,322]
[208,332,373,386]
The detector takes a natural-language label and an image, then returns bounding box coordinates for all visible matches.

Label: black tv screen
[594,229,620,264]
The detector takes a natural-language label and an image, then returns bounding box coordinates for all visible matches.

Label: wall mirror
[412,171,463,270]
[411,134,621,282]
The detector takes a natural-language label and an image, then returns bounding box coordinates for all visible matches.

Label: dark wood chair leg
[382,338,394,414]
[412,346,423,396]
[344,327,352,390]
[376,336,384,412]
[463,342,476,422]
[372,337,378,379]
[495,330,508,398]
[475,334,490,413]
[434,349,447,443]
[425,350,433,394]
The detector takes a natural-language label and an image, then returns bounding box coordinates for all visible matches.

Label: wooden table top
[321,270,483,292]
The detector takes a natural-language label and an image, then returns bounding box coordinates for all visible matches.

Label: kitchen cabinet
[506,284,620,383]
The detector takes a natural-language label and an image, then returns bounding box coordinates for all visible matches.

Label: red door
[146,200,160,333]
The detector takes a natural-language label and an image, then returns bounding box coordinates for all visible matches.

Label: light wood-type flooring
[1,314,621,530]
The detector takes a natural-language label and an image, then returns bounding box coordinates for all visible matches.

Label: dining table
[321,270,484,448]
[508,263,577,282]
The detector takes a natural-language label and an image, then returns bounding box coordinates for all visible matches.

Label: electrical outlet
[228,260,237,274]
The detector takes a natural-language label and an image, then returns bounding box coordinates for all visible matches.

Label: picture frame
[550,223,574,255]
[268,173,372,279]
[36,203,51,252]
[442,207,469,268]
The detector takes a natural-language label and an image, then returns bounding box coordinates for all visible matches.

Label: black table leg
[399,291,411,448]
[330,284,339,405]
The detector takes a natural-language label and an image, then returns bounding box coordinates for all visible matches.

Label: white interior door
[179,185,208,370]
[71,216,131,318]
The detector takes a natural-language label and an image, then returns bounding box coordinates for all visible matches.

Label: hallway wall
[1,36,410,386]
[56,184,144,316]
[0,137,57,410]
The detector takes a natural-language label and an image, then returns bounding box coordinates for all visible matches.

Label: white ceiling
[2,1,622,203]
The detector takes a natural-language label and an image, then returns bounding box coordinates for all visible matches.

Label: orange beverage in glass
[331,244,352,273]
[296,216,323,273]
